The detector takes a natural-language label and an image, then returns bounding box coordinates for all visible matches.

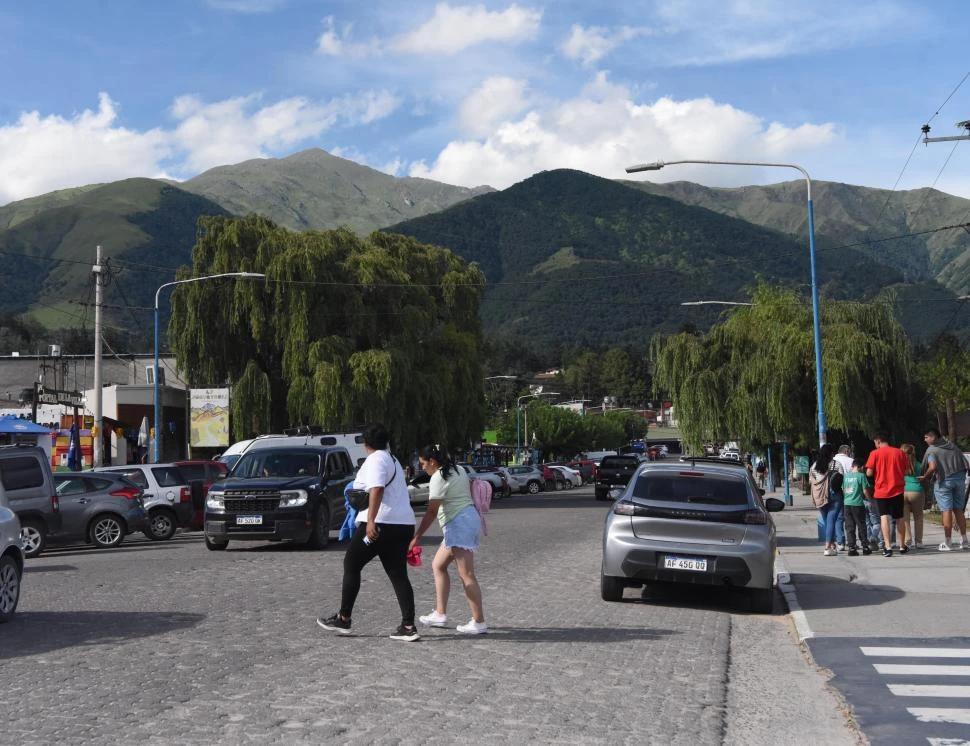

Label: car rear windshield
[152,467,187,487]
[233,451,321,479]
[0,456,45,490]
[177,464,205,481]
[631,473,750,506]
[599,456,639,469]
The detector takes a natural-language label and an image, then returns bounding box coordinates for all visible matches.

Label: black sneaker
[847,549,859,556]
[317,614,351,634]
[862,547,872,555]
[882,548,893,557]
[899,545,909,555]
[390,624,420,642]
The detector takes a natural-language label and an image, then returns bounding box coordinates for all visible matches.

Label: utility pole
[92,245,104,467]
[922,120,970,144]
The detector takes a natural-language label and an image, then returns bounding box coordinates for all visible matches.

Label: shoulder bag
[347,457,398,512]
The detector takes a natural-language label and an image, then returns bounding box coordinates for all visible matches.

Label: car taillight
[744,510,768,525]
[51,494,60,512]
[110,488,142,501]
[180,486,191,503]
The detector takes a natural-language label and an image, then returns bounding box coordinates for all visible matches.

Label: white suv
[93,464,192,540]
[0,482,24,622]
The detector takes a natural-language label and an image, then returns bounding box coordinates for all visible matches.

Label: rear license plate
[663,555,707,572]
[236,515,262,525]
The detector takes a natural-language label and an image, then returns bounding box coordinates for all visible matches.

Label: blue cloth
[934,473,967,511]
[819,497,843,545]
[441,504,482,551]
[338,483,358,541]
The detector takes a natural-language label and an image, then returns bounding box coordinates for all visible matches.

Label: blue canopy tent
[0,415,54,434]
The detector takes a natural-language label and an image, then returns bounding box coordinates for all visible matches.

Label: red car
[174,460,230,530]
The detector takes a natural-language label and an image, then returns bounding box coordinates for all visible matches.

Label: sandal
[899,545,908,554]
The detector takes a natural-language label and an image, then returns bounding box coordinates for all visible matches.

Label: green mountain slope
[385,169,932,346]
[180,148,493,234]
[624,179,970,295]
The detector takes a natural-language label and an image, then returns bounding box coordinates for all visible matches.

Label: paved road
[2,486,858,745]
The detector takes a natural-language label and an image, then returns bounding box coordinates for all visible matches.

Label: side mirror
[765,497,785,512]
[758,488,766,496]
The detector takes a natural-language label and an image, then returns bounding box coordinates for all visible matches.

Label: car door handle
[78,498,90,504]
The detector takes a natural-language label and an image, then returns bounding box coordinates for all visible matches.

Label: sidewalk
[770,486,970,639]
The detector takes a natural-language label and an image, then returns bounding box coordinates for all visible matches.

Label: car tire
[307,504,331,549]
[20,519,46,559]
[555,479,564,491]
[749,587,775,614]
[527,480,541,495]
[89,514,126,549]
[145,509,177,541]
[601,571,625,602]
[205,535,229,551]
[0,554,21,622]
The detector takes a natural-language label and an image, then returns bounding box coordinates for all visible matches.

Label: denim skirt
[442,505,482,551]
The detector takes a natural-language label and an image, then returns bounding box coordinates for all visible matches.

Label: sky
[1,0,969,206]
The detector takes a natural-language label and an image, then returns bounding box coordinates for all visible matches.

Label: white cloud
[206,0,287,13]
[392,3,541,55]
[560,24,649,67]
[409,73,838,189]
[316,16,378,58]
[0,90,401,204]
[459,77,529,137]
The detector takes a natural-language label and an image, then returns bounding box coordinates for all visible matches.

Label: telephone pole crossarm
[922,120,970,144]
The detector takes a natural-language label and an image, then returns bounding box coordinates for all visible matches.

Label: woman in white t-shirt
[409,444,487,635]
[317,423,419,642]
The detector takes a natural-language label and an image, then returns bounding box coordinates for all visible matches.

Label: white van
[245,431,369,469]
[216,439,255,471]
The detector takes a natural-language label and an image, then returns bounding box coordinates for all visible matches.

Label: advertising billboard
[190,388,230,447]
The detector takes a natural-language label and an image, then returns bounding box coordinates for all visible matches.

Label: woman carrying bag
[810,443,846,556]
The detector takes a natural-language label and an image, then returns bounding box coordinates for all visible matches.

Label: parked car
[92,464,193,541]
[0,481,23,622]
[500,465,546,495]
[537,464,567,491]
[50,472,149,549]
[458,464,511,499]
[174,460,230,530]
[550,465,582,488]
[566,459,598,484]
[0,445,60,558]
[594,455,642,501]
[215,439,255,471]
[600,457,785,613]
[204,444,354,550]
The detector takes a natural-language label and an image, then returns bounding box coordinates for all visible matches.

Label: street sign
[35,386,84,408]
[794,455,810,475]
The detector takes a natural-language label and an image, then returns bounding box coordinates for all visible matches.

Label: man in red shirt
[865,432,909,557]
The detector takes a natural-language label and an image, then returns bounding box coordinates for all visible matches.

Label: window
[0,456,45,490]
[115,469,149,488]
[177,464,205,482]
[88,477,114,491]
[631,474,749,506]
[152,467,186,487]
[56,477,87,496]
[326,453,347,477]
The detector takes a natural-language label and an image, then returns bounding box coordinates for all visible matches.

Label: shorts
[875,494,904,519]
[441,505,482,551]
[934,472,968,512]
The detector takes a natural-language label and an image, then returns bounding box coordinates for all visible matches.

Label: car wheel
[307,504,331,549]
[145,509,177,541]
[527,480,541,494]
[89,514,126,549]
[554,479,564,491]
[205,535,229,551]
[0,554,21,622]
[20,519,46,559]
[749,587,775,614]
[601,571,625,602]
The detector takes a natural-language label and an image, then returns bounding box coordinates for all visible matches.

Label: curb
[775,555,814,640]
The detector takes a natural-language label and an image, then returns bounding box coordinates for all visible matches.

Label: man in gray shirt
[919,428,968,550]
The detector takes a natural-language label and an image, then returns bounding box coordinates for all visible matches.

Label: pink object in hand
[407,546,423,567]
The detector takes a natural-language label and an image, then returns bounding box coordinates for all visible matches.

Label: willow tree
[651,283,914,452]
[168,215,486,456]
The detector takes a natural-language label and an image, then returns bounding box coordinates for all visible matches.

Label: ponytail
[418,443,454,479]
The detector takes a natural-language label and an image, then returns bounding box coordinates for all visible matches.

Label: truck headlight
[278,489,308,508]
[206,491,225,510]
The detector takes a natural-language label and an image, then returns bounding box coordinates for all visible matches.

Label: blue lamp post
[628,159,827,446]
[153,272,266,463]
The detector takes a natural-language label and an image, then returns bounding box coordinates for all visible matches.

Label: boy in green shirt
[843,460,872,556]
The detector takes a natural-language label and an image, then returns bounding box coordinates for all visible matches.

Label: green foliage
[916,335,970,413]
[169,214,486,457]
[652,283,915,452]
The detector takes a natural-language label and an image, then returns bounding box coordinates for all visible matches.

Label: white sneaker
[823,548,836,556]
[836,544,846,552]
[939,542,953,552]
[961,538,970,550]
[418,610,448,627]
[456,619,488,635]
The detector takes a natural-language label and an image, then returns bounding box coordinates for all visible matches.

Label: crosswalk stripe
[888,684,970,697]
[876,664,970,676]
[861,647,970,658]
[926,738,970,746]
[909,708,970,725]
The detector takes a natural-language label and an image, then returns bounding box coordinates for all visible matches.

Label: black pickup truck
[203,444,355,551]
[594,455,642,501]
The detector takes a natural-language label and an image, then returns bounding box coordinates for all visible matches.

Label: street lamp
[153,272,266,462]
[628,159,827,446]
[680,301,754,306]
[516,392,559,463]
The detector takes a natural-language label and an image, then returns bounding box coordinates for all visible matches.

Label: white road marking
[774,556,813,640]
[876,664,970,676]
[926,739,970,746]
[909,708,970,724]
[862,647,970,658]
[888,685,970,698]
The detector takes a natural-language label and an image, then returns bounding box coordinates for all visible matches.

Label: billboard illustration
[190,388,230,447]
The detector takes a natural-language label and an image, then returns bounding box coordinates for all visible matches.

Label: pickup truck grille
[223,490,281,513]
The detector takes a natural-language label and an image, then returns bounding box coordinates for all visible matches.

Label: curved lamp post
[628,159,827,446]
[153,272,266,462]
[516,392,559,463]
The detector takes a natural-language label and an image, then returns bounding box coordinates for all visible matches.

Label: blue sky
[1,0,969,204]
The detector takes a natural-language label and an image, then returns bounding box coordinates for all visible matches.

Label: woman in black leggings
[317,423,419,641]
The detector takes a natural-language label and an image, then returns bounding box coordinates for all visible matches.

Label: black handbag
[347,459,398,511]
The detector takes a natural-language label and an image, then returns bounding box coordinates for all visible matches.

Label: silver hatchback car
[601,458,785,613]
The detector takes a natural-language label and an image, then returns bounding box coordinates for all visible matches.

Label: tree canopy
[168,215,486,457]
[651,284,915,452]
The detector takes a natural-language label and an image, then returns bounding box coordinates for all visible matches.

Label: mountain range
[0,148,968,351]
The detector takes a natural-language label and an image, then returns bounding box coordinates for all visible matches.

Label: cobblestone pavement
[1,487,859,745]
